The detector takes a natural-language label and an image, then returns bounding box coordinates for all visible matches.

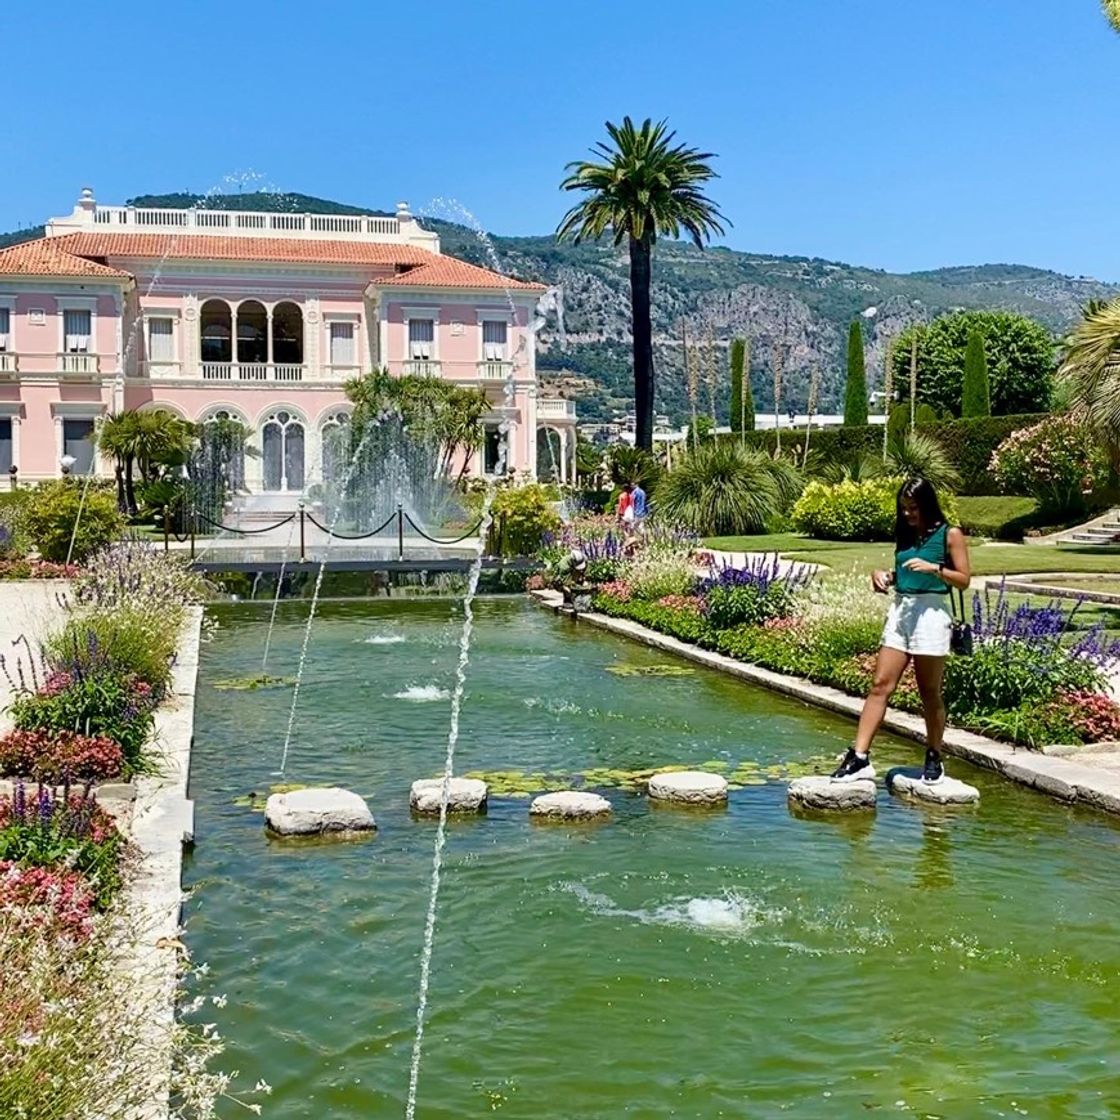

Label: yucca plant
[1059,296,1120,462]
[811,450,887,485]
[655,442,801,534]
[885,431,962,493]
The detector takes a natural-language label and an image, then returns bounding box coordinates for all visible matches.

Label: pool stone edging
[529,591,1120,817]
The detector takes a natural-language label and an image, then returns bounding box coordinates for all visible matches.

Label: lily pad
[213,674,297,692]
[605,663,696,678]
[232,782,319,812]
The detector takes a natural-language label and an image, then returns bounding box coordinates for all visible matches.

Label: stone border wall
[530,591,1120,817]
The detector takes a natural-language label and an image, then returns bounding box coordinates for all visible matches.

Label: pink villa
[0,188,576,498]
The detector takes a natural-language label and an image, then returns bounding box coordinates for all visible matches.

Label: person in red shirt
[616,482,634,525]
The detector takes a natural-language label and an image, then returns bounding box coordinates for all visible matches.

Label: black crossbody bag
[943,532,973,656]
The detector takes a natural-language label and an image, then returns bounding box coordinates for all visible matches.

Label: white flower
[254,1079,273,1095]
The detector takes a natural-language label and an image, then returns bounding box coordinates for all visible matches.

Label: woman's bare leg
[853,646,910,756]
[912,655,947,752]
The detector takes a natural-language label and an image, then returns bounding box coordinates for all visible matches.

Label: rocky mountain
[4,191,1115,424]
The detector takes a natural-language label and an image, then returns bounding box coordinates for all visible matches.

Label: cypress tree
[742,342,756,431]
[961,329,991,417]
[729,337,745,435]
[844,320,869,426]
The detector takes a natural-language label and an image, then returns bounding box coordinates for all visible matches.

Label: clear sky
[9,1,1120,279]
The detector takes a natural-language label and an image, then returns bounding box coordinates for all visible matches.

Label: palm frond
[885,431,961,493]
[1059,296,1120,452]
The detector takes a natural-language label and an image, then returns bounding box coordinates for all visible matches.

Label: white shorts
[881,593,952,657]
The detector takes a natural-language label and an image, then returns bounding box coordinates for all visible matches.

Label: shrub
[1050,690,1120,743]
[884,431,962,494]
[990,414,1110,515]
[620,550,697,601]
[893,310,1055,417]
[8,671,157,774]
[735,424,882,465]
[74,540,209,620]
[0,490,30,559]
[0,860,98,942]
[656,442,802,534]
[45,610,177,697]
[844,321,868,426]
[699,555,813,628]
[791,477,898,540]
[0,558,80,580]
[961,329,991,417]
[0,784,124,908]
[21,481,124,564]
[914,414,1045,495]
[0,729,124,783]
[480,482,562,557]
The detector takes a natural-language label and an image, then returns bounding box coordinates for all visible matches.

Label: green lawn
[704,532,1120,577]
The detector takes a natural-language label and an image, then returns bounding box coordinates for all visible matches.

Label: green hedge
[916,414,1046,494]
[729,425,883,462]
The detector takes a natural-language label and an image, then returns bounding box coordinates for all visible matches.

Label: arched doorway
[320,410,351,485]
[200,300,232,364]
[199,408,248,492]
[272,302,304,366]
[537,426,565,482]
[261,409,305,492]
[237,300,268,365]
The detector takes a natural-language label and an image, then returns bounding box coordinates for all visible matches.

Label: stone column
[230,305,239,372]
[267,305,274,367]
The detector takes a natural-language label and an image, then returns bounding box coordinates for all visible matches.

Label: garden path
[0,580,68,729]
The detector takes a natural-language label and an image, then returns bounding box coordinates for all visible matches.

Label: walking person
[630,478,648,528]
[616,482,634,527]
[832,477,971,785]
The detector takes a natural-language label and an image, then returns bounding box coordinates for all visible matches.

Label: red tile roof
[0,233,545,292]
[54,232,434,267]
[373,256,546,291]
[0,238,132,279]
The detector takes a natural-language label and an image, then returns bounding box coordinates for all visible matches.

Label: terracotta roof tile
[0,238,132,279]
[54,232,435,267]
[373,256,546,291]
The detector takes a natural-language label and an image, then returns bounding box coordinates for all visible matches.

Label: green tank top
[894,523,950,595]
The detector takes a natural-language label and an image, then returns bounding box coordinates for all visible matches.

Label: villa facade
[0,189,576,497]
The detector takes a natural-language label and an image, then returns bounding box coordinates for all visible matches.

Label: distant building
[0,188,576,493]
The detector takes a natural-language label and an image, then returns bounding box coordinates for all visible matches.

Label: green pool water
[184,598,1120,1119]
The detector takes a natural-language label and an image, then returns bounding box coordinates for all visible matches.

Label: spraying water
[276,426,374,777]
[260,511,298,672]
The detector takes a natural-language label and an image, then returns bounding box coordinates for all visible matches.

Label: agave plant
[885,431,962,493]
[654,442,802,535]
[1059,296,1120,461]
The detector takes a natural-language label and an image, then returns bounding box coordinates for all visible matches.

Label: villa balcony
[201,362,308,383]
[58,353,100,377]
[538,398,577,423]
[477,360,513,381]
[0,353,17,377]
[402,359,443,378]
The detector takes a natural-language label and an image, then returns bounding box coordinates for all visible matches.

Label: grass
[704,532,1120,577]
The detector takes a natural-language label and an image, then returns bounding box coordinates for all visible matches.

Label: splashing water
[276,426,374,776]
[393,685,450,703]
[261,513,298,673]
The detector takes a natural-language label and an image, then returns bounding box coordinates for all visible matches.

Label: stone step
[788,775,876,810]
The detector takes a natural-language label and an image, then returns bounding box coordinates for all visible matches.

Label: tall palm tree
[557,117,727,451]
[1059,296,1120,463]
[97,411,142,513]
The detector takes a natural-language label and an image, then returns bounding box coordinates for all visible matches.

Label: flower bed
[592,564,1120,750]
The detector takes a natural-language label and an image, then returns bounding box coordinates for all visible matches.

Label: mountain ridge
[2,190,1114,422]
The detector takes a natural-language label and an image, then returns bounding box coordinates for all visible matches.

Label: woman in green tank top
[832,478,971,785]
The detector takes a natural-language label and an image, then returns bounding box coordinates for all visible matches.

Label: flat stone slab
[647,770,729,805]
[788,775,877,811]
[529,790,612,820]
[888,769,980,805]
[265,787,376,836]
[410,777,488,814]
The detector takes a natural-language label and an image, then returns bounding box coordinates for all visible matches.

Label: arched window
[261,409,305,492]
[272,302,303,366]
[199,408,248,491]
[237,300,268,365]
[200,300,232,364]
[536,427,564,482]
[321,410,351,485]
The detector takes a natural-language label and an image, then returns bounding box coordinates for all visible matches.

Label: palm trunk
[124,456,137,515]
[629,234,655,452]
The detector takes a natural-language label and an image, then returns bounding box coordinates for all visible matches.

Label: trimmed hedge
[916,413,1047,494]
[730,424,883,462]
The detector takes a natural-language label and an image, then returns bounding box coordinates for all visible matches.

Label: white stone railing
[538,398,576,420]
[402,359,443,377]
[477,360,513,381]
[201,362,308,383]
[0,353,17,374]
[58,353,99,375]
[89,205,403,241]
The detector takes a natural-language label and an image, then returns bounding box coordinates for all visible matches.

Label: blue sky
[10,1,1120,278]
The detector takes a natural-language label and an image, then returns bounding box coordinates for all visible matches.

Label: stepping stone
[529,790,612,820]
[410,777,488,815]
[264,787,376,837]
[788,775,876,811]
[888,769,980,806]
[648,770,728,805]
